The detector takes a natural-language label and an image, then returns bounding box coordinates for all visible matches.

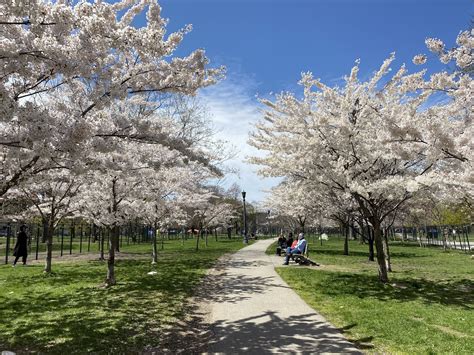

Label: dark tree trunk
[152,224,158,264]
[368,226,375,261]
[99,227,105,261]
[373,221,389,283]
[105,226,118,286]
[195,223,202,251]
[114,226,120,252]
[195,232,200,251]
[343,223,349,255]
[42,219,49,243]
[44,220,55,273]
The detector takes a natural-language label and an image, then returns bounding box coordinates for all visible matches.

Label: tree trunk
[373,221,389,283]
[442,229,448,251]
[105,226,118,286]
[215,227,218,242]
[343,223,349,255]
[44,221,55,273]
[382,228,392,272]
[195,232,200,251]
[205,229,208,247]
[417,227,423,247]
[152,224,158,264]
[358,219,367,244]
[42,220,49,243]
[99,227,105,260]
[368,226,375,261]
[115,226,120,252]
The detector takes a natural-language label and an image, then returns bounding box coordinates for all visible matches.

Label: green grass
[271,237,474,354]
[0,237,248,354]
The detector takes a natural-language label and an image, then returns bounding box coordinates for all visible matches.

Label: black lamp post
[267,209,271,237]
[242,191,248,244]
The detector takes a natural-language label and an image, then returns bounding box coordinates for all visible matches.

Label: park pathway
[204,238,361,354]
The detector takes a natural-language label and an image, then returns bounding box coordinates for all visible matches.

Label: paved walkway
[205,238,361,354]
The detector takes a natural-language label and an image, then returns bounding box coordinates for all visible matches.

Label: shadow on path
[208,311,361,354]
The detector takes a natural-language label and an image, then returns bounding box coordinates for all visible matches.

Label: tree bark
[115,226,120,252]
[195,232,200,251]
[152,224,158,264]
[343,223,349,255]
[368,226,375,261]
[99,227,105,260]
[417,227,423,247]
[44,220,55,273]
[442,228,448,251]
[195,223,202,251]
[105,226,118,286]
[42,219,49,243]
[382,228,392,272]
[373,221,389,283]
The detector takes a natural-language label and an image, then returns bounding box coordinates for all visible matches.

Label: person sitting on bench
[276,234,286,256]
[283,233,306,265]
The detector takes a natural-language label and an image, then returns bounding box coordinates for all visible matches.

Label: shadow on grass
[0,250,235,354]
[315,272,473,309]
[311,248,422,259]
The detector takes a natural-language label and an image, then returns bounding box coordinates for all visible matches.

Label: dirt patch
[411,317,472,338]
[431,324,472,338]
[22,251,150,265]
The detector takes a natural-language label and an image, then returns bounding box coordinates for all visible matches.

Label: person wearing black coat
[276,234,286,256]
[13,225,29,266]
[286,232,294,251]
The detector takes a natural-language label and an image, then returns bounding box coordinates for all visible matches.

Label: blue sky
[142,0,472,203]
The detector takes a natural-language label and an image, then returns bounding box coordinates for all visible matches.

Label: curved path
[204,238,361,354]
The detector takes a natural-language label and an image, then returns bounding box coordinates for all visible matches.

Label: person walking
[12,225,29,267]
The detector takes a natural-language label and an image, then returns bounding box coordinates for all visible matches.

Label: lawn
[0,236,248,354]
[272,237,474,354]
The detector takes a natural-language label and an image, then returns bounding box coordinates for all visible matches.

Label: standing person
[13,225,30,267]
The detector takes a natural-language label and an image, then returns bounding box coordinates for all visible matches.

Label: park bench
[292,243,320,266]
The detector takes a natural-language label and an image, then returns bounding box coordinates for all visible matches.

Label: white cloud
[199,75,281,203]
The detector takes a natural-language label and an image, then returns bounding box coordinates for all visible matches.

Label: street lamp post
[267,209,271,237]
[242,191,248,244]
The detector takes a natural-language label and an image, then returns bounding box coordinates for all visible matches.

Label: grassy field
[0,236,249,354]
[271,236,474,354]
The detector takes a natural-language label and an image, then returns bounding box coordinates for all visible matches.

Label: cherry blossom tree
[188,190,237,250]
[0,0,224,196]
[250,43,471,282]
[5,169,83,272]
[140,165,207,263]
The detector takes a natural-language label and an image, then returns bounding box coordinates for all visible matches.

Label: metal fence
[0,221,196,265]
[394,225,472,251]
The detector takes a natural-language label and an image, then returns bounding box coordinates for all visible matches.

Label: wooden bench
[292,243,320,266]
